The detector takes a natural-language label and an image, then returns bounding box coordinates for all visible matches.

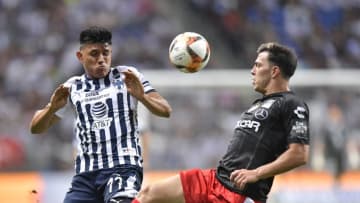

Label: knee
[137,185,154,203]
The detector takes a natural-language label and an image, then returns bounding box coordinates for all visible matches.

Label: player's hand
[230,169,260,190]
[48,84,69,112]
[122,69,144,100]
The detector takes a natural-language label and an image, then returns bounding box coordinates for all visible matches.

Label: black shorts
[64,165,142,203]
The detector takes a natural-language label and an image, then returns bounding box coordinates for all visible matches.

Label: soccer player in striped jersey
[131,42,310,203]
[30,26,172,203]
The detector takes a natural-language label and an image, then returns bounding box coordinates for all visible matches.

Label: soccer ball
[169,32,210,73]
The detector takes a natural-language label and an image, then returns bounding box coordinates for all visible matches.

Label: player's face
[77,43,112,79]
[251,52,273,94]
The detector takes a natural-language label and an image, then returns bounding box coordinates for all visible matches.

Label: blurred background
[0,0,359,202]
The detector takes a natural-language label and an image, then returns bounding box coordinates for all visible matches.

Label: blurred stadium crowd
[189,0,360,69]
[0,0,359,181]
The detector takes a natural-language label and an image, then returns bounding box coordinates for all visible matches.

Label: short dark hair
[257,42,297,79]
[79,26,112,45]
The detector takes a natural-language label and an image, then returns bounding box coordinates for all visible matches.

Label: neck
[264,80,290,95]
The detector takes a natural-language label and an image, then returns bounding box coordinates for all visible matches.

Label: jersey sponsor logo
[254,108,268,120]
[294,106,306,119]
[85,91,99,97]
[236,120,261,132]
[82,93,110,103]
[291,121,308,134]
[92,118,113,130]
[91,102,113,130]
[92,102,107,118]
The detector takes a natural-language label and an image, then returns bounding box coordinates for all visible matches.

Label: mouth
[96,66,109,75]
[97,66,108,72]
[251,78,255,85]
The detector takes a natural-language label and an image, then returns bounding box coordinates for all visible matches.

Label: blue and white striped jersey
[57,66,155,174]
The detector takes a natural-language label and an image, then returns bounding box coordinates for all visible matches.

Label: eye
[103,50,110,56]
[90,50,99,57]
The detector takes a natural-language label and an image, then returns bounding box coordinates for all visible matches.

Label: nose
[98,54,105,64]
[251,66,255,75]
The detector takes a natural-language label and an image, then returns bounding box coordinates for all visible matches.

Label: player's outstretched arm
[139,92,172,118]
[255,143,309,178]
[30,85,69,134]
[230,143,309,190]
[122,70,172,118]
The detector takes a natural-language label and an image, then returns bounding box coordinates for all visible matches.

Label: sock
[132,199,140,203]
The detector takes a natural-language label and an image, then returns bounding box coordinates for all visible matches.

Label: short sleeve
[116,65,156,94]
[282,97,310,145]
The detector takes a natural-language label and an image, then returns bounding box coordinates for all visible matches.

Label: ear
[76,51,82,62]
[271,66,281,78]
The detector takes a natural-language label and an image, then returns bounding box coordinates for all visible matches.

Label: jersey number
[107,174,137,193]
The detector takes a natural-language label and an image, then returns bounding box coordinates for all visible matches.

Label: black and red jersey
[216,91,310,202]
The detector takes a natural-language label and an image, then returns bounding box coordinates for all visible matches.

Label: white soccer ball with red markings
[169,32,210,73]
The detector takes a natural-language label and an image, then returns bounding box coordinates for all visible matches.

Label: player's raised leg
[134,174,185,203]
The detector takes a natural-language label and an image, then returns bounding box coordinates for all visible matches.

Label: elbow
[30,123,37,134]
[296,149,310,167]
[156,103,172,118]
[165,107,172,118]
[291,144,310,167]
[297,157,307,167]
[160,102,172,118]
[31,130,43,135]
[301,145,310,166]
[29,122,45,134]
[300,152,310,166]
[160,107,172,118]
[30,126,43,134]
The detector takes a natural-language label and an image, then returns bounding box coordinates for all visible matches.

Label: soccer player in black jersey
[29,26,172,203]
[132,42,310,203]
